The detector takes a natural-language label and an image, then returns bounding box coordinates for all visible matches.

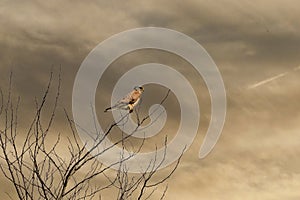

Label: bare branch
[0,71,180,200]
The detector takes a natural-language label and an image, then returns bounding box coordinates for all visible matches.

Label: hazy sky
[1,0,300,199]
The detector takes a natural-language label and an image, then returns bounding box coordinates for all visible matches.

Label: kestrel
[104,86,144,113]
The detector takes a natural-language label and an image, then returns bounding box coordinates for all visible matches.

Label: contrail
[248,66,300,89]
[293,66,300,71]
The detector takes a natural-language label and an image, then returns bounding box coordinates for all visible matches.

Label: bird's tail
[104,107,111,112]
[104,104,129,112]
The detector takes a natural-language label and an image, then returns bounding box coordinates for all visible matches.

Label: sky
[0,0,300,199]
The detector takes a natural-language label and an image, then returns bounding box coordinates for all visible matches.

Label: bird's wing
[131,97,140,108]
[105,90,142,112]
[119,90,141,104]
[108,92,132,110]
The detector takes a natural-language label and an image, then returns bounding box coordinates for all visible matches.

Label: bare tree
[0,72,182,200]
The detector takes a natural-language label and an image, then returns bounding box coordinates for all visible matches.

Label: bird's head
[134,86,144,92]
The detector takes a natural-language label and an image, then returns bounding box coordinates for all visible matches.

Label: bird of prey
[104,86,144,113]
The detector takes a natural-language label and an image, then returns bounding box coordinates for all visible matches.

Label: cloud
[0,0,300,199]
